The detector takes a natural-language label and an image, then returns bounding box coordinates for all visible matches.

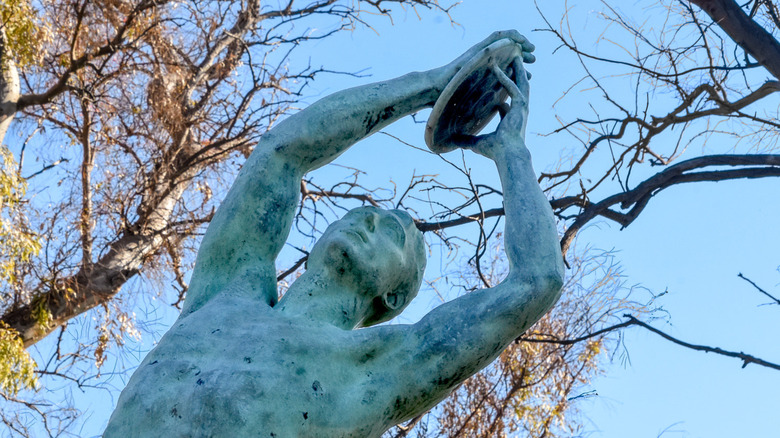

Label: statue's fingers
[505,30,534,52]
[494,30,526,46]
[520,39,535,54]
[495,102,511,119]
[512,58,524,84]
[444,133,492,152]
[512,58,530,100]
[492,30,535,54]
[491,62,522,101]
[522,51,536,64]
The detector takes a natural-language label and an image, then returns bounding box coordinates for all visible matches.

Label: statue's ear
[381,290,405,311]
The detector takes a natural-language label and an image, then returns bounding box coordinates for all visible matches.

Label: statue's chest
[147,348,384,437]
[138,308,392,436]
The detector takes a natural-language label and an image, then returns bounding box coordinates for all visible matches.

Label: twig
[738,273,780,305]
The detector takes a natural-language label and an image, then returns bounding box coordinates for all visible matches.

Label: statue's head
[306,206,426,327]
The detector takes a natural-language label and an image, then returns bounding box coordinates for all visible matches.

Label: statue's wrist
[490,141,531,165]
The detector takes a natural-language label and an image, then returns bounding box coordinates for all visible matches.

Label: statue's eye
[381,217,406,246]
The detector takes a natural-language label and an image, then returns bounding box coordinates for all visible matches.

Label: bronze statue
[104,30,564,438]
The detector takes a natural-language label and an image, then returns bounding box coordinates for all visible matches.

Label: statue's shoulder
[182,293,274,321]
[156,295,275,349]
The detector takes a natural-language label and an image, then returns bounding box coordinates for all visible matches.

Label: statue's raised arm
[181,31,537,315]
[373,53,565,424]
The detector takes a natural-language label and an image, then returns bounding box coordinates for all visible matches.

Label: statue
[104,30,564,438]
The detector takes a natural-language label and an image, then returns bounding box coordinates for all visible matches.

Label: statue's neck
[277,270,367,330]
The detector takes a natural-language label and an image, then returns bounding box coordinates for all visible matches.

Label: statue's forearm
[405,143,564,387]
[494,144,564,287]
[399,154,565,413]
[264,30,537,175]
[266,69,445,173]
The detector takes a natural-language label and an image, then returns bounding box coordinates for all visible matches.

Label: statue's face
[308,206,419,298]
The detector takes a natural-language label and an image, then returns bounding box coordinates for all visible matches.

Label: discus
[425,39,523,153]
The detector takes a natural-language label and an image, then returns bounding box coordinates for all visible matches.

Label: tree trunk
[3,179,191,347]
[0,29,20,146]
[688,0,780,80]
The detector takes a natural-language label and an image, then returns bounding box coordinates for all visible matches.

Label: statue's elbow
[508,268,564,300]
[537,270,564,298]
[529,271,564,317]
[503,269,564,323]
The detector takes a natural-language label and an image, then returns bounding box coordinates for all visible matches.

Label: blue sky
[29,0,779,436]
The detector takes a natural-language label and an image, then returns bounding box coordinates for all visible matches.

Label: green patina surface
[104,31,564,438]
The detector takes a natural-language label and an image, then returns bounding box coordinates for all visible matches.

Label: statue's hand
[493,57,530,144]
[441,56,531,161]
[433,30,535,89]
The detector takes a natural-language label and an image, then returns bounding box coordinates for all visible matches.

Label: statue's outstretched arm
[386,57,564,422]
[182,32,536,315]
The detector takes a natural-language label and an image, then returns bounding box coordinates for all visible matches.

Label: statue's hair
[360,209,426,327]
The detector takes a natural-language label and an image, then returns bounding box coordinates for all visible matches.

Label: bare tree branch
[559,154,780,255]
[624,314,780,371]
[522,314,780,372]
[16,0,167,110]
[688,0,780,80]
[738,272,780,305]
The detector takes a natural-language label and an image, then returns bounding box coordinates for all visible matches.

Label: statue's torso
[104,295,404,438]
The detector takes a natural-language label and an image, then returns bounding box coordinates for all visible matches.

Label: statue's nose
[363,212,377,232]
